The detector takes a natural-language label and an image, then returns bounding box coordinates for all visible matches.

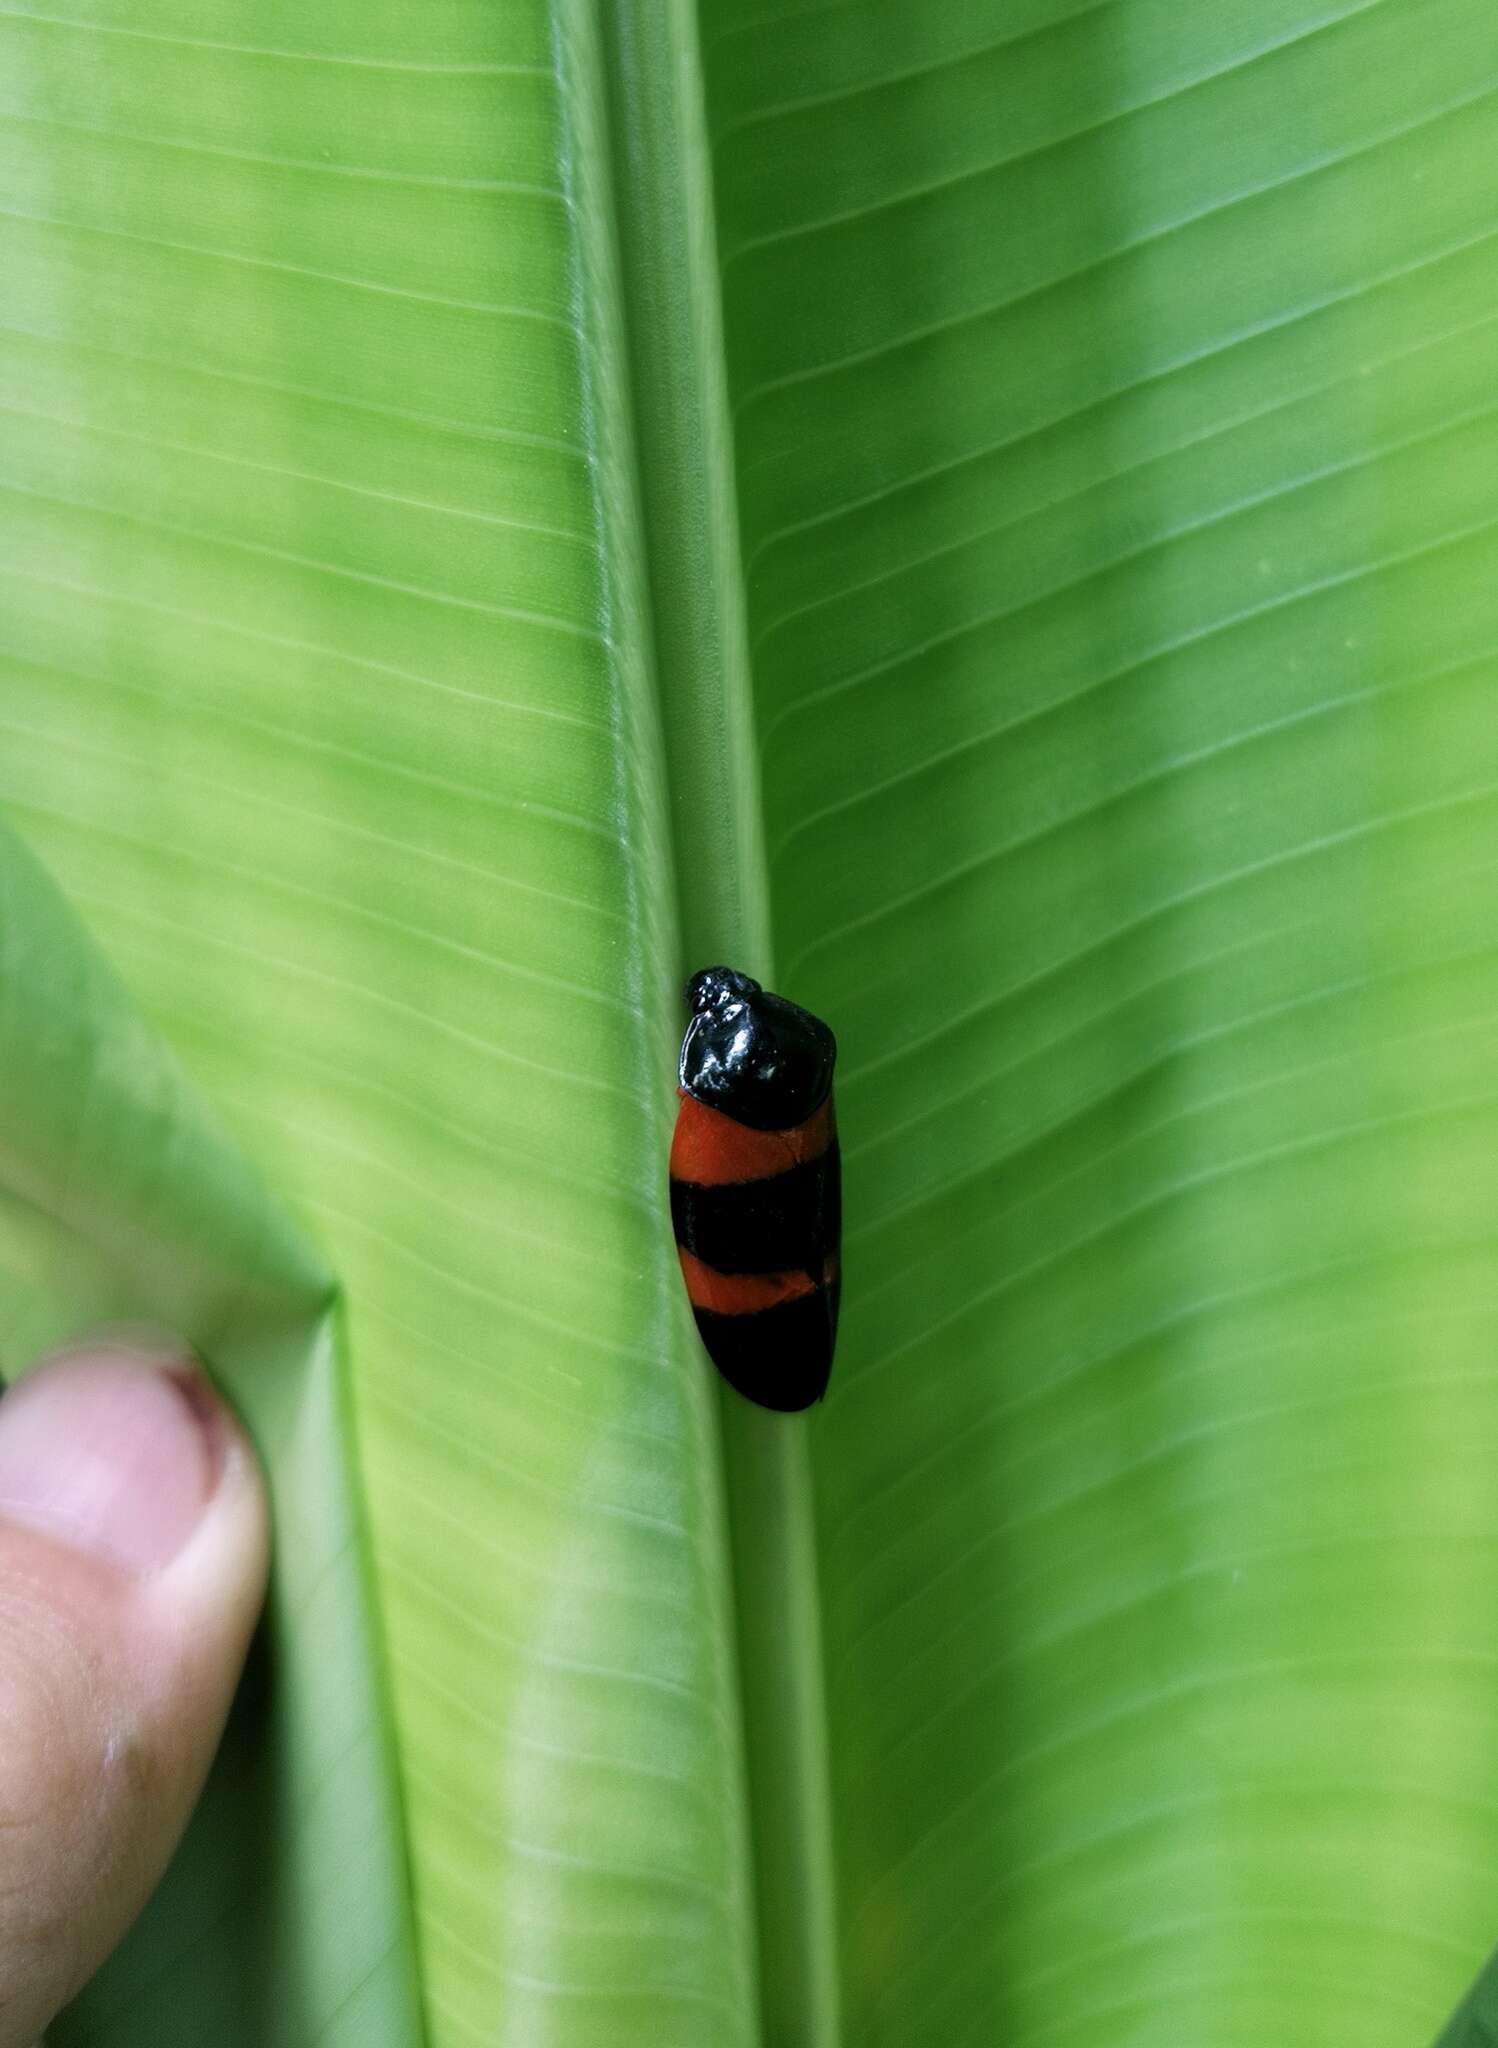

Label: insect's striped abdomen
[669,1090,840,1412]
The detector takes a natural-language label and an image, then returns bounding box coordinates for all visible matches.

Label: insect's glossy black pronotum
[669,968,839,1411]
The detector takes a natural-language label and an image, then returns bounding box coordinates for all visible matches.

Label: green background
[2,0,1498,2041]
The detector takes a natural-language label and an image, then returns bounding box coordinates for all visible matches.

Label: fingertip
[0,1341,257,1572]
[0,1338,272,2046]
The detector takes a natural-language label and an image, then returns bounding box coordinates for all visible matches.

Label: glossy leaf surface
[1,0,1497,2043]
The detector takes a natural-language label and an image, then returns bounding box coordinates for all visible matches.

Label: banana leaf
[2,0,1498,2043]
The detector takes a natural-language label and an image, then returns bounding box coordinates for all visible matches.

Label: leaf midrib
[576,1,842,2040]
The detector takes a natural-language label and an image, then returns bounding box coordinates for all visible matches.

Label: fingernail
[0,1346,229,1574]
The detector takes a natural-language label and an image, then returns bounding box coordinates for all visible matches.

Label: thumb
[0,1339,269,2048]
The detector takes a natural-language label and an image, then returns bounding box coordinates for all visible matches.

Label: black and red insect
[669,967,839,1412]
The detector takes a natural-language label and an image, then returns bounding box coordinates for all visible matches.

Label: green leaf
[0,824,420,2046]
[3,0,1498,2044]
[1438,1942,1498,2047]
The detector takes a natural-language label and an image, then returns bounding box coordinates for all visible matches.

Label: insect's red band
[669,1090,835,1187]
[676,1248,834,1318]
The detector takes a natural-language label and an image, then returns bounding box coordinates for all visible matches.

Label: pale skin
[0,1342,269,2047]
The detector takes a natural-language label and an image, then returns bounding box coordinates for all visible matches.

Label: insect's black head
[679,965,835,1131]
[685,966,760,1016]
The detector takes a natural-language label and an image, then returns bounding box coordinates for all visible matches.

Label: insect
[669,967,840,1411]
